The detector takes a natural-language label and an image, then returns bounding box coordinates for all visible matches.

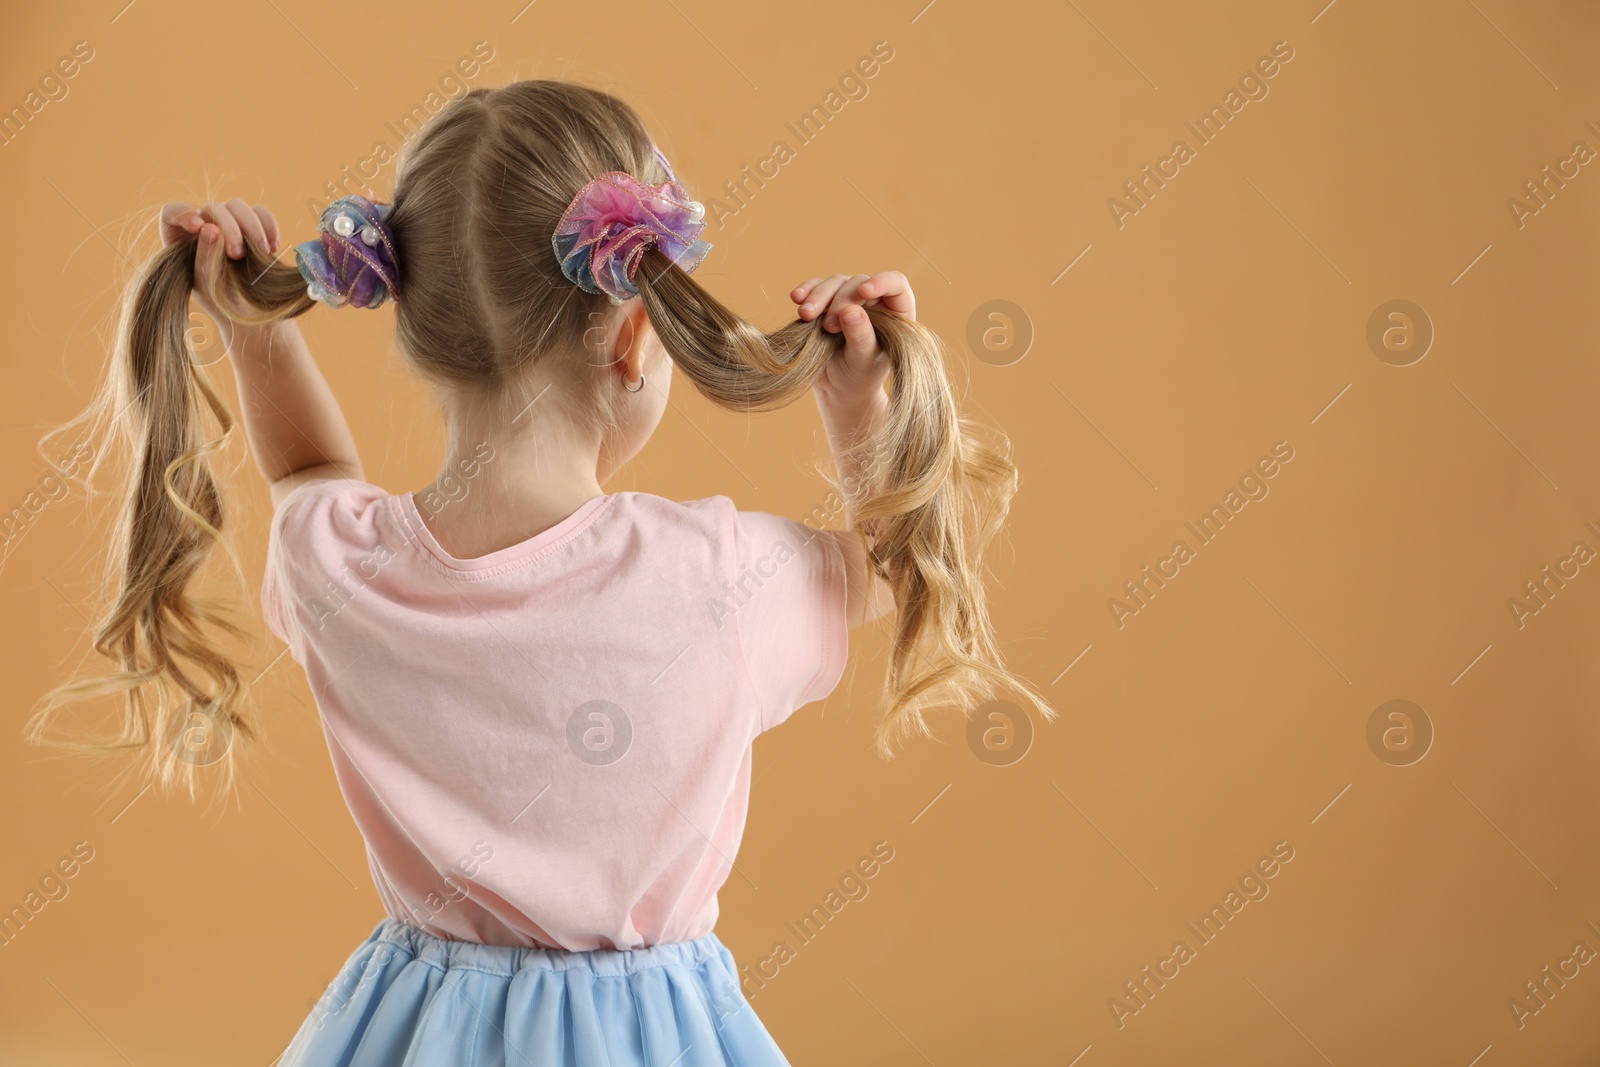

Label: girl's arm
[221,317,364,507]
[795,270,915,628]
[176,200,365,505]
[815,384,898,627]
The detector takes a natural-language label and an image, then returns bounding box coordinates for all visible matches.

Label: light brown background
[4,0,1599,1063]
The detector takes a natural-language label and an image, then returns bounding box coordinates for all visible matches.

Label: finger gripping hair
[636,251,1056,755]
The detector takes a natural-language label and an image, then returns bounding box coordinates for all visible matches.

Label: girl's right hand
[159,199,281,325]
[791,271,914,414]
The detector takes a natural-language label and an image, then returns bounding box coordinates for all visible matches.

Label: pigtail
[27,232,310,799]
[636,251,1055,756]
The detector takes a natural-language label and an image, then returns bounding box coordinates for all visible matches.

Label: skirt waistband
[365,918,728,979]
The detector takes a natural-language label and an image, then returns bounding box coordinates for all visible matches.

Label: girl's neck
[415,389,606,560]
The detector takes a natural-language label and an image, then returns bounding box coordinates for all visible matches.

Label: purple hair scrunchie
[552,169,712,304]
[295,195,400,310]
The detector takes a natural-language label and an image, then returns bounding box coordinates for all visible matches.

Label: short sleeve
[259,544,293,650]
[259,478,390,660]
[730,509,850,733]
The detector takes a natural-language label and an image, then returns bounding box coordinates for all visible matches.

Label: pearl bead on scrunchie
[295,195,401,310]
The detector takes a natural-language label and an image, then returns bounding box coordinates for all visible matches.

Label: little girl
[36,79,1050,1064]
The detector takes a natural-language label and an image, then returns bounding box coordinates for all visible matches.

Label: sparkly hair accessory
[295,195,400,309]
[552,151,712,304]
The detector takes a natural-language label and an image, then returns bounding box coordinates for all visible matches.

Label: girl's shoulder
[272,474,389,521]
[270,475,390,535]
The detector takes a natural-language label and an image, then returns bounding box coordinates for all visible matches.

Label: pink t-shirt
[260,479,848,951]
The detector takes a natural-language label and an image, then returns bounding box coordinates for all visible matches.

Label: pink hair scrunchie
[552,168,712,304]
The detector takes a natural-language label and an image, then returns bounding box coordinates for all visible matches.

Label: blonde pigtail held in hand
[635,253,1056,755]
[27,232,313,800]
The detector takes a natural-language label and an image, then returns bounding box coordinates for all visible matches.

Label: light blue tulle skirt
[278,918,790,1066]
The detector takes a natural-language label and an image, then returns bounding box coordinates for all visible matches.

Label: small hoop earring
[623,373,646,393]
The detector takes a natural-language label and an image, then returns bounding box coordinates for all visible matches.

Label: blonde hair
[30,79,1054,796]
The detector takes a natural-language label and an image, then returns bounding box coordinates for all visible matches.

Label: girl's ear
[613,299,651,381]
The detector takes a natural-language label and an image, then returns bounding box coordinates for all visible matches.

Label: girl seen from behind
[32,79,1051,1064]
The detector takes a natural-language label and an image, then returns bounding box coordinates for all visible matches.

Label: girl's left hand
[791,271,914,408]
[160,199,281,326]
